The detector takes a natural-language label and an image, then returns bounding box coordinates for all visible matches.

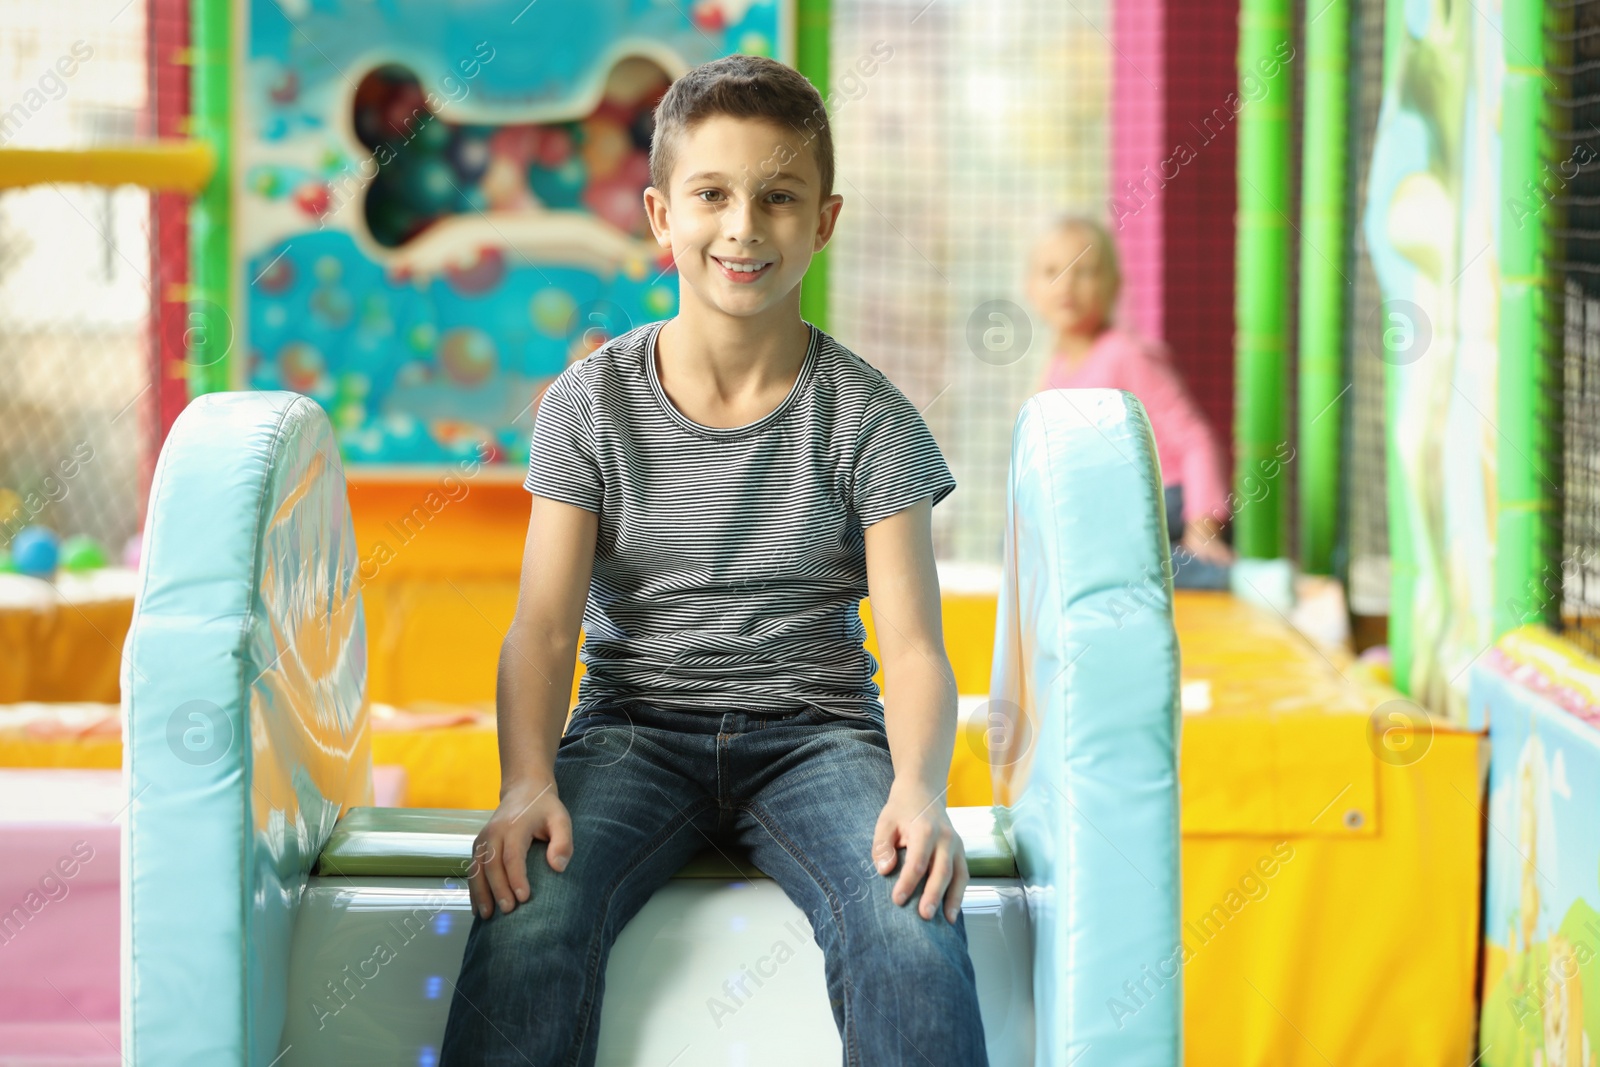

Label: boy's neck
[663,291,811,394]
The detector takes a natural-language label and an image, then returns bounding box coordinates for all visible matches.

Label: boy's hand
[467,779,573,920]
[872,781,968,924]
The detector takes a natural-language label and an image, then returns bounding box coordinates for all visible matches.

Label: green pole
[189,0,232,396]
[1297,0,1350,575]
[795,0,830,332]
[1233,0,1293,559]
[1495,0,1558,636]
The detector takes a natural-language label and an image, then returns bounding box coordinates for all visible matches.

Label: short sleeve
[523,370,602,512]
[851,371,957,527]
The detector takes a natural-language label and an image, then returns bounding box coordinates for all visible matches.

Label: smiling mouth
[713,256,774,280]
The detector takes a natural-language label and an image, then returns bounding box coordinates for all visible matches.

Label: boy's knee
[473,869,596,954]
[853,889,967,955]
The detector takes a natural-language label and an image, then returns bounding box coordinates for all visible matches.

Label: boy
[439,54,989,1066]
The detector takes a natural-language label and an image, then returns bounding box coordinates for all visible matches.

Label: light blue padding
[123,391,372,1065]
[990,389,1182,1065]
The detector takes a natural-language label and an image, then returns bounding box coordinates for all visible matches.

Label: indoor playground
[0,0,1595,1064]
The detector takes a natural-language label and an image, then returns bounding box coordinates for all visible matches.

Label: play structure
[1,0,1599,1063]
[117,385,1179,1064]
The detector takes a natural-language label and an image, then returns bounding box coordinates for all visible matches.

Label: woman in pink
[1026,216,1235,580]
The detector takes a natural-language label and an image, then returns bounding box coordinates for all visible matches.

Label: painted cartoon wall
[1475,637,1600,1067]
[1363,0,1503,719]
[238,0,791,469]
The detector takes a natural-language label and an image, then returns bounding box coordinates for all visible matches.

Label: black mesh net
[828,0,1112,565]
[1340,0,1392,619]
[1545,0,1600,658]
[0,1,160,564]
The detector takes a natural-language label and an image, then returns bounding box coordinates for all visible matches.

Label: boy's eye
[768,192,796,204]
[697,189,725,202]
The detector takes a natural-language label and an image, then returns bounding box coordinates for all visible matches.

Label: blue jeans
[439,701,989,1067]
[1165,484,1232,590]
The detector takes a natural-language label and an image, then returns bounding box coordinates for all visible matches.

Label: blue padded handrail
[989,388,1183,1065]
[123,391,371,1065]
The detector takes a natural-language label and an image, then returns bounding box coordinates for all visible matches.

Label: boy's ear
[813,192,844,253]
[642,185,672,248]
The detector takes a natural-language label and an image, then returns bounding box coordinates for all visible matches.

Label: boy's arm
[497,492,597,792]
[469,492,596,920]
[863,496,967,923]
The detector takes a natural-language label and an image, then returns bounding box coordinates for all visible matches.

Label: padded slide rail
[989,389,1183,1065]
[123,391,372,1065]
[314,804,1018,879]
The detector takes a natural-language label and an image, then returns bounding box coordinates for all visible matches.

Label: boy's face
[644,115,843,323]
[1025,224,1118,339]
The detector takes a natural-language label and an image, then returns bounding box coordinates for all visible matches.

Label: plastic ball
[60,535,108,572]
[580,118,631,181]
[412,113,452,153]
[396,360,432,386]
[310,286,354,329]
[249,167,284,198]
[336,370,372,402]
[339,426,386,463]
[692,1,727,32]
[445,248,506,296]
[278,342,326,392]
[122,532,142,570]
[582,174,645,234]
[269,68,299,105]
[528,158,586,210]
[481,156,537,211]
[256,253,295,294]
[644,286,676,316]
[383,87,429,140]
[447,129,492,184]
[490,125,543,164]
[12,525,61,578]
[618,150,651,188]
[533,126,574,169]
[358,295,394,336]
[378,413,438,463]
[400,157,464,215]
[408,322,438,352]
[531,289,577,337]
[333,400,368,432]
[292,182,331,218]
[431,419,493,458]
[437,327,498,387]
[315,256,342,284]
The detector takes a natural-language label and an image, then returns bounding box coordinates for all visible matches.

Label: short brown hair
[648,54,835,201]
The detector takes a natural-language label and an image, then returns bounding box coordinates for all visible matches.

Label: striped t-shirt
[523,318,956,722]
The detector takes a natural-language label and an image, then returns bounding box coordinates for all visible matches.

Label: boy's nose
[723,199,761,241]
